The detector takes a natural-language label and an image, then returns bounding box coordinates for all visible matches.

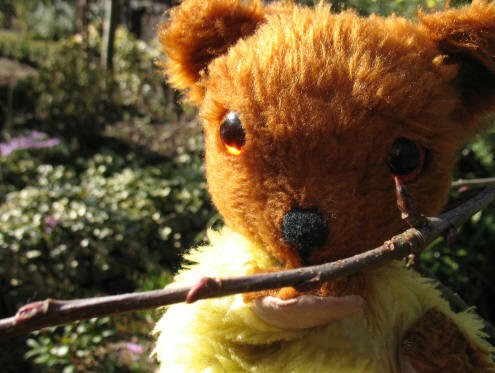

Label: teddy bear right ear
[158,0,265,105]
[419,0,495,124]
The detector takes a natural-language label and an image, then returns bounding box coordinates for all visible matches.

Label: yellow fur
[154,228,493,372]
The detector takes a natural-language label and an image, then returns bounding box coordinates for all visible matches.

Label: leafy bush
[70,24,180,121]
[0,31,55,66]
[0,61,38,126]
[0,127,211,371]
[0,31,115,137]
[33,42,117,138]
[25,315,160,373]
[0,131,64,199]
[423,127,495,324]
[0,132,213,318]
[26,1,76,41]
[0,25,180,138]
[0,2,14,28]
[111,27,180,121]
[25,318,116,373]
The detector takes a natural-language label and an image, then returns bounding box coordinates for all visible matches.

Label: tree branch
[452,177,495,189]
[1,183,495,339]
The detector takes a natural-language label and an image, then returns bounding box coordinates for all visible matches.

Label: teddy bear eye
[220,112,245,155]
[387,138,425,182]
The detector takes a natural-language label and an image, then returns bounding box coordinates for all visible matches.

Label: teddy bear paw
[250,294,366,329]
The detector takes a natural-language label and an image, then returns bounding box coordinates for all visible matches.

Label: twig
[1,183,495,339]
[394,176,429,229]
[452,177,495,189]
[394,176,428,269]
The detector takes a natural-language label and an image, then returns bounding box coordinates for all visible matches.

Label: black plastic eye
[220,112,245,155]
[387,138,425,181]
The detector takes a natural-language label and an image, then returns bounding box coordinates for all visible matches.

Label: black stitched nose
[281,208,329,265]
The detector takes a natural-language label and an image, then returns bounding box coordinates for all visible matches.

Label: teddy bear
[153,0,495,371]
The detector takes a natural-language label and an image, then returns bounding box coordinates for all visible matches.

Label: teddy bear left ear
[419,0,495,123]
[158,0,265,105]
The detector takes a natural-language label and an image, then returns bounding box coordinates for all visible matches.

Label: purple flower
[0,143,11,156]
[44,216,58,234]
[126,342,143,355]
[30,130,46,140]
[0,132,60,157]
[44,216,58,227]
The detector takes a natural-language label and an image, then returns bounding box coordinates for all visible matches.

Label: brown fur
[158,0,265,104]
[401,308,493,372]
[160,0,495,269]
[419,1,495,116]
[158,1,495,369]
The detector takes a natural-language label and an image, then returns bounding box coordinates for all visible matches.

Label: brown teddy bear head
[159,0,495,268]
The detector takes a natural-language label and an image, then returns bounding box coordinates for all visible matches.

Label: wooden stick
[1,183,495,339]
[452,177,495,189]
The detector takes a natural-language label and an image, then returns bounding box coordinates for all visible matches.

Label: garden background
[1,0,494,372]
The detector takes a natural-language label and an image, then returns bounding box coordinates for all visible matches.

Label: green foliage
[26,316,162,372]
[25,318,116,373]
[0,0,76,39]
[0,25,178,138]
[1,127,211,371]
[24,315,160,373]
[110,26,180,121]
[293,0,476,17]
[422,127,495,323]
[0,31,114,137]
[344,0,443,16]
[0,138,210,304]
[0,60,37,126]
[0,132,213,313]
[25,1,76,41]
[294,0,445,16]
[0,30,55,65]
[0,2,15,28]
[33,42,116,138]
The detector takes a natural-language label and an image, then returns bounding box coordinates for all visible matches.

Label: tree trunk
[78,0,89,57]
[102,0,120,71]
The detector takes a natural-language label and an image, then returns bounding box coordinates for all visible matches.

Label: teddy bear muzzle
[281,208,329,265]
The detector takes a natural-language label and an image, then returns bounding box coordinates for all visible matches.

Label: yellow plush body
[154,228,492,372]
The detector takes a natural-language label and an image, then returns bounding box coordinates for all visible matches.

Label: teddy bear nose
[281,208,329,264]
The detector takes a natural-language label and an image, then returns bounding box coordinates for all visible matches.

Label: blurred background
[0,0,493,372]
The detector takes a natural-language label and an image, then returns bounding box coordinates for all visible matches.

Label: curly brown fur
[198,3,479,268]
[158,0,495,275]
[158,0,265,104]
[419,1,495,117]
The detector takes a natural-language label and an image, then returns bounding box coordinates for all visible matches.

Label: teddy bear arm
[400,307,493,373]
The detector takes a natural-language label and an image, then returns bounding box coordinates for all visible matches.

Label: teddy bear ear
[158,0,265,105]
[419,0,495,120]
